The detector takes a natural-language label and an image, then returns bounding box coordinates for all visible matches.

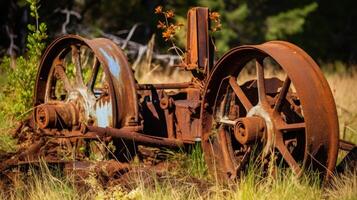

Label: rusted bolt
[160,97,172,110]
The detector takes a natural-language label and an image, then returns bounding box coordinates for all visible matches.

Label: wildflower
[165,10,175,18]
[154,6,162,14]
[209,12,220,22]
[162,31,172,41]
[162,25,175,41]
[157,20,166,29]
[154,6,182,43]
[209,11,222,32]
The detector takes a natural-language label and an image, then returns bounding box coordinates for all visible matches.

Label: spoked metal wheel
[35,37,117,128]
[201,41,339,181]
[33,35,139,161]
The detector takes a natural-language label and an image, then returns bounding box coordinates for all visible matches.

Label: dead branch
[121,23,140,49]
[5,25,18,69]
[99,30,181,69]
[55,8,82,34]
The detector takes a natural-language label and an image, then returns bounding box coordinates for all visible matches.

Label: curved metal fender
[34,35,139,127]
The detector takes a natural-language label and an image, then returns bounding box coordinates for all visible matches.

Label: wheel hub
[234,116,266,145]
[246,104,277,155]
[67,86,98,125]
[35,102,79,129]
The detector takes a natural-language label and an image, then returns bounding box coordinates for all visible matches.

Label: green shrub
[0,0,47,153]
[0,0,47,120]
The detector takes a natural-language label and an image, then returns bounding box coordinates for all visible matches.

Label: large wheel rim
[34,35,139,128]
[201,41,339,180]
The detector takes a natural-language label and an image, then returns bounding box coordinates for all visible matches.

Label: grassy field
[0,68,356,199]
[327,71,357,144]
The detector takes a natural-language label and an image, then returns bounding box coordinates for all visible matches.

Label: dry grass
[326,71,357,144]
[326,171,357,200]
[1,161,355,200]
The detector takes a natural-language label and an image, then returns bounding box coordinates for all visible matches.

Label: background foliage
[0,0,356,65]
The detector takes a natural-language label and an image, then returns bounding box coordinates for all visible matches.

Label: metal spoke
[218,126,236,177]
[276,140,302,175]
[87,57,100,91]
[228,76,253,111]
[256,59,267,104]
[71,45,84,86]
[54,64,73,92]
[274,76,291,112]
[276,122,305,132]
[219,118,236,126]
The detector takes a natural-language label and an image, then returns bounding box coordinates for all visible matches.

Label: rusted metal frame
[339,139,356,151]
[186,8,198,70]
[173,88,201,141]
[86,126,188,147]
[185,7,213,75]
[136,82,193,90]
[40,130,103,139]
[163,109,175,139]
[160,95,175,139]
[196,7,212,73]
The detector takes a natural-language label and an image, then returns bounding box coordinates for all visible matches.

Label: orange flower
[209,12,220,22]
[155,6,162,14]
[162,25,176,41]
[209,11,222,32]
[157,20,166,29]
[162,31,172,41]
[165,10,175,18]
[154,6,182,42]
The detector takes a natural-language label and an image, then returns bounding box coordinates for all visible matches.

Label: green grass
[0,110,17,153]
